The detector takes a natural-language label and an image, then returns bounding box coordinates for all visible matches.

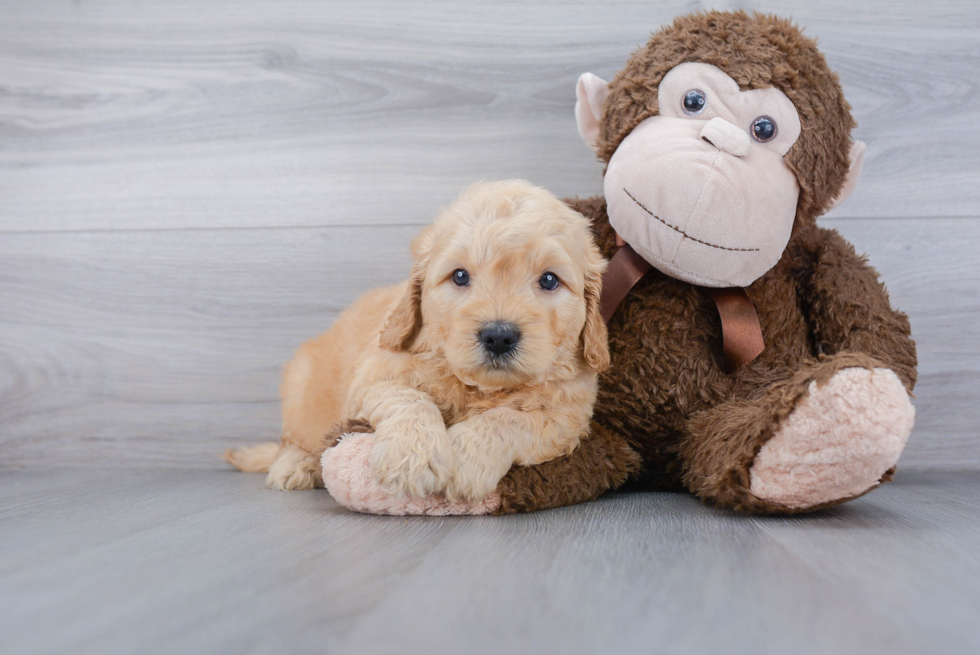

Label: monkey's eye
[682,89,707,115]
[751,116,777,142]
[452,269,470,286]
[538,272,560,291]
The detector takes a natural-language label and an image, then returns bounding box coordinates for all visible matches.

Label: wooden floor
[1,468,978,654]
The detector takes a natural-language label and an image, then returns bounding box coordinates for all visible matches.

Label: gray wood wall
[1,0,978,469]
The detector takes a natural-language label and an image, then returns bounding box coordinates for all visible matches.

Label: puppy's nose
[479,322,521,357]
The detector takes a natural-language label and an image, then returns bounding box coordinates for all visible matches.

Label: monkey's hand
[322,434,501,516]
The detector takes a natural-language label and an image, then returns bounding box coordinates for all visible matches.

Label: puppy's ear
[379,276,423,352]
[581,256,610,372]
[379,227,433,352]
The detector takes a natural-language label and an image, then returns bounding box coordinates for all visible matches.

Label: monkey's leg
[494,423,641,514]
[679,352,914,514]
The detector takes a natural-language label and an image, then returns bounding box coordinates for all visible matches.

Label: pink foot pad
[321,433,501,516]
[750,367,915,509]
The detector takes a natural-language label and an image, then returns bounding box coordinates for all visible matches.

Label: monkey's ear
[828,140,867,210]
[575,73,610,154]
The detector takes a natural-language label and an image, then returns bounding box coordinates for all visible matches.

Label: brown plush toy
[323,10,918,515]
[492,10,918,515]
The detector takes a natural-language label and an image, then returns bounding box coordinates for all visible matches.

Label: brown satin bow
[599,239,765,370]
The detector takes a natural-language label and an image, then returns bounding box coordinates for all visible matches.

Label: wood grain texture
[0,218,977,469]
[0,224,417,466]
[0,0,979,232]
[0,1,977,469]
[1,468,978,654]
[1,4,977,652]
[828,218,980,468]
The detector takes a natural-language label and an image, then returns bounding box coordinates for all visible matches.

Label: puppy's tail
[223,442,281,473]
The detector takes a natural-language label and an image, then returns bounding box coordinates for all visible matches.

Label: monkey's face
[592,63,805,288]
[575,14,867,288]
[606,63,803,287]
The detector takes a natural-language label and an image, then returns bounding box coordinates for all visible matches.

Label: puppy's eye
[538,272,560,291]
[683,89,706,116]
[751,116,777,142]
[452,269,470,286]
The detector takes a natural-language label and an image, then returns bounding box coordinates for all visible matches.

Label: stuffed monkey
[323,11,917,515]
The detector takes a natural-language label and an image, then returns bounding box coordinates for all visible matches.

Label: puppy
[225,180,608,501]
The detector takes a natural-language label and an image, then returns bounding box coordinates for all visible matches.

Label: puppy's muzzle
[479,322,521,359]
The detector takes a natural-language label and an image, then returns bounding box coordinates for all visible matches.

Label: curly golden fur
[225,180,608,501]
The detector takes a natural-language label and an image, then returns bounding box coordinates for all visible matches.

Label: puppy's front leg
[354,382,454,497]
[446,407,581,502]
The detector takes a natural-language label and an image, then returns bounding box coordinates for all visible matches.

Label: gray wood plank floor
[1,468,978,654]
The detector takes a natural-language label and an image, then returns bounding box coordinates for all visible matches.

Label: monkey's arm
[320,417,639,515]
[799,227,917,390]
[493,422,641,513]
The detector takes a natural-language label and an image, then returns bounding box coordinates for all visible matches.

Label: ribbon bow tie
[599,239,765,370]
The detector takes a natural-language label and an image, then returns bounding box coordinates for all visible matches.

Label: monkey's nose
[479,322,521,357]
[700,117,751,158]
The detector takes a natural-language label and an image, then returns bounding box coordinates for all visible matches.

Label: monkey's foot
[321,434,501,516]
[749,367,915,509]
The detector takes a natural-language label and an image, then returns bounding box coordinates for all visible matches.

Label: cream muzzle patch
[602,63,803,288]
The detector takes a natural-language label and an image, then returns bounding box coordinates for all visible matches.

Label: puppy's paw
[323,435,501,516]
[370,427,454,497]
[265,445,323,491]
[445,457,503,503]
[445,424,513,502]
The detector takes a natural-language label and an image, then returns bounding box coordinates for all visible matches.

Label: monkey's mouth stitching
[623,188,760,253]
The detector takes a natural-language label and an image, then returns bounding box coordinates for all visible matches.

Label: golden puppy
[225,180,608,501]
